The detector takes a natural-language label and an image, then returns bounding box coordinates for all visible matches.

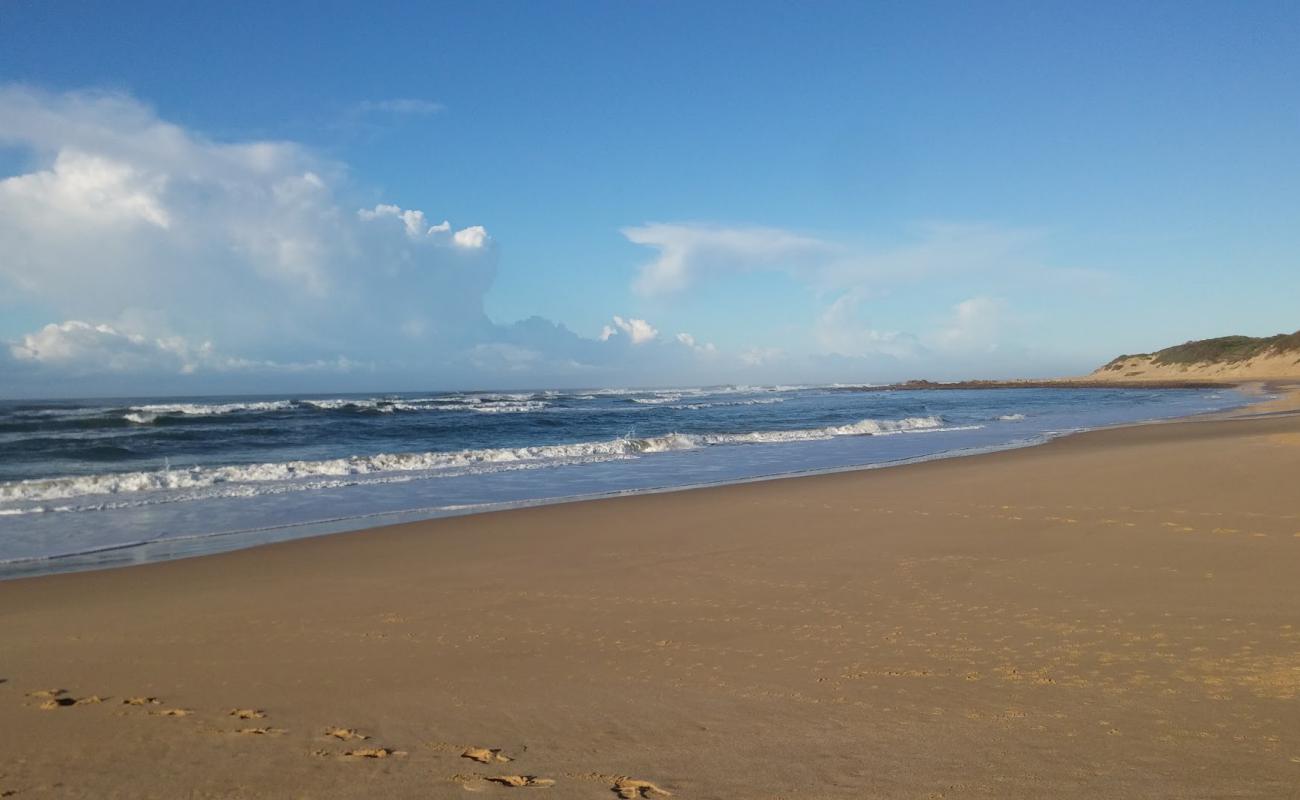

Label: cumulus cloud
[357,204,480,246]
[11,320,210,374]
[452,225,489,249]
[359,203,437,238]
[0,86,772,393]
[0,85,1091,393]
[8,319,358,377]
[600,315,659,345]
[0,149,172,231]
[0,85,501,377]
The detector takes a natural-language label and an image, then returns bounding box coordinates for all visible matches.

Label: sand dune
[1085,331,1300,382]
[1087,350,1300,381]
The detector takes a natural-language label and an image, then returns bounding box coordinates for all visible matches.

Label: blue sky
[1,1,1298,396]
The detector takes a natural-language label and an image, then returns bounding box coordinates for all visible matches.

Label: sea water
[0,385,1250,577]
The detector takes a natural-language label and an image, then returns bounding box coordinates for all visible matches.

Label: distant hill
[1089,330,1300,382]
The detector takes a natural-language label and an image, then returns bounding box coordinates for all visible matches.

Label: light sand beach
[3,394,1300,799]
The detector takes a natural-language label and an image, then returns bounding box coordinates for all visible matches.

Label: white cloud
[359,203,426,238]
[623,221,1101,299]
[675,332,717,354]
[358,204,472,241]
[0,85,498,374]
[0,149,172,231]
[928,296,1007,353]
[0,89,761,392]
[813,293,919,359]
[602,315,659,345]
[806,292,1012,370]
[0,85,1087,393]
[452,225,488,249]
[11,320,204,374]
[624,222,830,295]
[8,320,361,377]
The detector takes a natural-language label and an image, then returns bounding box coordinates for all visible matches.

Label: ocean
[0,385,1249,578]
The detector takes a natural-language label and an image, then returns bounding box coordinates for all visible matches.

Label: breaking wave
[118,396,552,421]
[677,398,786,410]
[128,400,296,417]
[101,386,837,424]
[466,401,548,413]
[0,415,958,511]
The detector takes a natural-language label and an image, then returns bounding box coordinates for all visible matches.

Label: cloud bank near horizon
[0,85,1092,395]
[0,86,727,392]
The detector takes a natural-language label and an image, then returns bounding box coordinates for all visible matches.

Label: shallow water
[0,385,1249,577]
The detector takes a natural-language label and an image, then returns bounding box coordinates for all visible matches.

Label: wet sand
[2,395,1299,798]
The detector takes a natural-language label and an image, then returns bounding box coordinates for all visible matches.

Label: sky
[1,0,1298,397]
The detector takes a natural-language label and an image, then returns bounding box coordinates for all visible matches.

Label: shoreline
[0,375,1256,405]
[0,384,1266,581]
[2,386,1299,797]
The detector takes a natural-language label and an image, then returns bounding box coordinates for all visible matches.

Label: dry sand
[3,396,1300,798]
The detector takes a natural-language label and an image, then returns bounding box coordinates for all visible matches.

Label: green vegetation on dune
[1102,330,1300,370]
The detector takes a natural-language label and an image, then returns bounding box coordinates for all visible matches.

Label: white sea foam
[589,385,777,399]
[308,399,403,413]
[467,401,548,413]
[130,400,296,417]
[299,397,547,413]
[998,413,1027,421]
[118,389,788,419]
[678,398,786,410]
[300,398,434,412]
[0,415,956,509]
[462,392,541,403]
[693,416,946,445]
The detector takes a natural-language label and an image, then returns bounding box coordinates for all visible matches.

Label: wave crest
[0,415,954,509]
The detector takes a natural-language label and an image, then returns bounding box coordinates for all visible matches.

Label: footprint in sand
[36,694,75,709]
[229,708,266,720]
[26,689,66,702]
[486,775,555,788]
[324,727,370,741]
[122,697,160,706]
[462,747,512,764]
[343,747,405,759]
[613,777,672,798]
[233,727,286,736]
[151,708,194,717]
[27,689,104,709]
